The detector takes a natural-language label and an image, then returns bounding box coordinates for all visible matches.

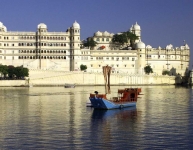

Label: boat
[64,83,75,88]
[86,101,93,107]
[89,88,142,109]
[91,106,137,119]
[89,65,142,109]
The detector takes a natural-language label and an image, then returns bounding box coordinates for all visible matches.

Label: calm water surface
[0,86,193,149]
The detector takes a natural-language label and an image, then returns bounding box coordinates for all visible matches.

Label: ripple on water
[0,86,193,149]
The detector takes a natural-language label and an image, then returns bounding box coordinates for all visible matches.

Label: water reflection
[0,86,193,149]
[91,107,137,120]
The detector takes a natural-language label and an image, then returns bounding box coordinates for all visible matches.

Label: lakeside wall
[28,70,176,86]
[0,70,182,87]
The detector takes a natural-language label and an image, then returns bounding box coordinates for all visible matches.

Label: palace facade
[0,21,190,75]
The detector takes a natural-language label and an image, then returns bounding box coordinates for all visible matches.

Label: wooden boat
[64,83,75,88]
[89,65,142,109]
[89,88,142,109]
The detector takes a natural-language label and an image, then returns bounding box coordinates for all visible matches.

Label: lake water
[0,86,193,149]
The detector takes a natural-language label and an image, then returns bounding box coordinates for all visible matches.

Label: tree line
[0,65,29,79]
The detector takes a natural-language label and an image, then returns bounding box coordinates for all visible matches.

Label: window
[132,58,135,61]
[91,64,93,67]
[102,38,104,41]
[106,38,109,42]
[96,38,100,42]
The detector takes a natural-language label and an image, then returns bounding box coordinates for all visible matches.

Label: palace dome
[103,31,110,36]
[185,44,190,49]
[166,44,173,50]
[110,33,114,37]
[37,23,47,29]
[133,22,140,30]
[3,26,7,32]
[95,31,102,36]
[130,25,133,31]
[146,45,152,49]
[0,22,3,28]
[72,21,80,28]
[136,41,145,49]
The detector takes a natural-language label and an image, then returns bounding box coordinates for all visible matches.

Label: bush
[144,65,153,75]
[80,64,87,71]
[162,70,170,75]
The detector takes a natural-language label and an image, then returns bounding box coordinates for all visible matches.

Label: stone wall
[0,80,27,87]
[28,70,176,86]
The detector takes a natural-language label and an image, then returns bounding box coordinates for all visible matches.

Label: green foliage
[162,70,170,75]
[112,33,128,45]
[0,65,29,79]
[0,65,8,77]
[80,64,87,71]
[112,31,138,46]
[144,65,153,75]
[84,38,97,50]
[8,66,15,78]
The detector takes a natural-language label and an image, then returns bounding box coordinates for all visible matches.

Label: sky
[0,0,193,67]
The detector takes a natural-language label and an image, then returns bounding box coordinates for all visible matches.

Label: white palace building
[0,21,190,76]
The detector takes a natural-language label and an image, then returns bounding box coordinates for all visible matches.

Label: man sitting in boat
[94,91,98,98]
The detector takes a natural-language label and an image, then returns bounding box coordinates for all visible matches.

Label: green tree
[80,64,87,71]
[162,70,170,75]
[8,65,15,78]
[84,38,97,50]
[112,31,138,48]
[13,66,29,78]
[0,65,8,77]
[125,31,138,48]
[144,65,153,75]
[112,33,128,45]
[23,67,29,77]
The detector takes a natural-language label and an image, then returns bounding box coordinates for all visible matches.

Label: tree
[162,70,170,75]
[112,31,138,48]
[125,31,138,48]
[80,64,87,71]
[8,65,15,78]
[84,38,97,50]
[144,65,153,75]
[112,33,128,45]
[0,65,8,77]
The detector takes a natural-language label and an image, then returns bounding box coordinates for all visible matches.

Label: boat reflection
[91,106,137,120]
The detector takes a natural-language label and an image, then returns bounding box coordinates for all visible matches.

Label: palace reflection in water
[0,86,193,149]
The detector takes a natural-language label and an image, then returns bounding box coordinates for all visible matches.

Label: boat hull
[89,97,136,110]
[64,84,75,88]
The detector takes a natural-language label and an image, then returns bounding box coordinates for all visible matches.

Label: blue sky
[0,0,193,67]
